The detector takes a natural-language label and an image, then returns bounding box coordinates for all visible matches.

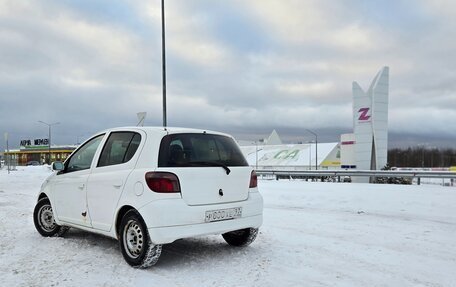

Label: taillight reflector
[145,172,181,193]
[249,170,258,188]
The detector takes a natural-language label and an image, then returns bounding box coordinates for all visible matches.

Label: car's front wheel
[222,228,259,247]
[33,198,69,237]
[119,210,162,268]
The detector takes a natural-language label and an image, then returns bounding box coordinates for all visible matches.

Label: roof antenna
[136,112,147,126]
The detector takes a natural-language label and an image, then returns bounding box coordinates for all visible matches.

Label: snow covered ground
[1,166,455,287]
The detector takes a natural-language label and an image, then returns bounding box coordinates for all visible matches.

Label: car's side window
[97,132,141,167]
[65,134,105,173]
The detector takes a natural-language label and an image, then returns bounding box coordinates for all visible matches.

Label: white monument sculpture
[344,66,389,182]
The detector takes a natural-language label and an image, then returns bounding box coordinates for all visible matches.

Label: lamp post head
[38,121,60,126]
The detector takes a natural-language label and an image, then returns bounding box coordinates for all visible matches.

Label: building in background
[265,129,282,145]
[340,133,356,169]
[242,67,389,174]
[3,138,76,165]
[239,130,340,170]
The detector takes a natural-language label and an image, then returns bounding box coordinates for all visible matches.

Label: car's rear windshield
[158,133,248,167]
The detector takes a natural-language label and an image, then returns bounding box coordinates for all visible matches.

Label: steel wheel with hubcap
[119,210,162,268]
[33,198,69,237]
[123,219,145,258]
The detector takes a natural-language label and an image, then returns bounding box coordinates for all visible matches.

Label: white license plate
[205,207,242,222]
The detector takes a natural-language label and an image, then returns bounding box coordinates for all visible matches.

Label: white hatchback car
[33,127,263,268]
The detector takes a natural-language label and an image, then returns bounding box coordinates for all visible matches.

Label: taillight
[145,172,181,193]
[249,170,258,188]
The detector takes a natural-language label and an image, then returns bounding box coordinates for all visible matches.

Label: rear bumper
[138,192,263,244]
[148,214,262,245]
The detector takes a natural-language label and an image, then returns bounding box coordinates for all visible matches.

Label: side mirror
[52,161,64,171]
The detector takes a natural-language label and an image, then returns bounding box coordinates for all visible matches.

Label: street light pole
[38,121,60,164]
[48,124,51,163]
[7,137,9,174]
[307,141,312,170]
[255,141,258,170]
[306,129,318,170]
[161,0,167,128]
[76,133,88,145]
[4,132,9,174]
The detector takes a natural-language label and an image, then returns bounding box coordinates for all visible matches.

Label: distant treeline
[388,147,456,168]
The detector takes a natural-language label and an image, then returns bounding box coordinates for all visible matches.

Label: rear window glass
[158,133,248,167]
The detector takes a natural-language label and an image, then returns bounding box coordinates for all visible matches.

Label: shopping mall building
[3,138,76,165]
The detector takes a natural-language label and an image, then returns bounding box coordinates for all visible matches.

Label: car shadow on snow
[157,235,248,267]
[61,229,257,268]
[63,229,119,251]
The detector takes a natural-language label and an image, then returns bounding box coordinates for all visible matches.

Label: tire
[33,198,69,237]
[119,210,162,268]
[222,228,259,247]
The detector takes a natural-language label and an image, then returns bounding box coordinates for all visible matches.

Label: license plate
[205,207,242,223]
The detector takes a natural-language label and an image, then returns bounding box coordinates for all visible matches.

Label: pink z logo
[358,108,371,121]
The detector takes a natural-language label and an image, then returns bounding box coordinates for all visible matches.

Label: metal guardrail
[256,169,456,178]
[255,169,456,185]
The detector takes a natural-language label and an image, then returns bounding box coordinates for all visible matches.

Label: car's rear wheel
[119,210,162,268]
[222,228,259,247]
[33,198,69,237]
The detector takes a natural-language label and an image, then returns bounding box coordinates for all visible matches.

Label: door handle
[78,184,85,190]
[113,184,122,189]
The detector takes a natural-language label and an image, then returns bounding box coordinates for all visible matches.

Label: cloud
[132,0,233,69]
[1,0,455,152]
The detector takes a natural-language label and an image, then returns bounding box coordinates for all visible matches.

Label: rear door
[86,131,143,231]
[157,133,251,206]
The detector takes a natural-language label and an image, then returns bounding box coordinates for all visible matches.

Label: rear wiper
[188,161,231,175]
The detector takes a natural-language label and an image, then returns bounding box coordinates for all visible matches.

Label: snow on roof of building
[266,130,282,145]
[240,142,339,167]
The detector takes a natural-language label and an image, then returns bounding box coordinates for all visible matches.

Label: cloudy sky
[1,0,455,151]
